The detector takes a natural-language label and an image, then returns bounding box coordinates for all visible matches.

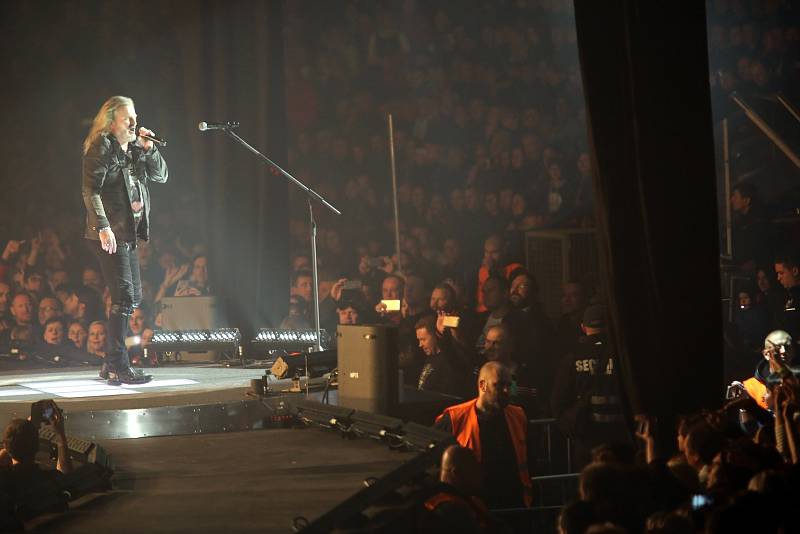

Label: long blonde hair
[82,96,134,155]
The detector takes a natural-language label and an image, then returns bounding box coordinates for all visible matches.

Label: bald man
[434,362,533,509]
[423,445,495,533]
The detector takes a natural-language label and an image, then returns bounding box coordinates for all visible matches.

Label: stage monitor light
[270,350,337,379]
[148,328,241,352]
[252,328,331,352]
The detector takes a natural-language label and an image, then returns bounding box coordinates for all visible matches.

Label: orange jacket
[475,262,523,312]
[743,377,769,410]
[435,398,533,507]
[424,491,491,528]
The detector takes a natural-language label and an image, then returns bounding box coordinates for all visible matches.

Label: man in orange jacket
[741,329,795,410]
[434,361,533,509]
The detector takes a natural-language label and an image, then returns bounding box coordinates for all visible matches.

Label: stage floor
[0,367,450,531]
[40,427,416,533]
[0,366,271,422]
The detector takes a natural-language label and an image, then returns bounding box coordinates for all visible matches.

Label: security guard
[434,361,533,509]
[550,303,629,469]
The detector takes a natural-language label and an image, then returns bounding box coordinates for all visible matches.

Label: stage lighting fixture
[252,328,331,352]
[148,328,241,352]
[270,349,337,379]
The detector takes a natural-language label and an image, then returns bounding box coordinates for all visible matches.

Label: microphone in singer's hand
[139,132,167,147]
[198,121,240,131]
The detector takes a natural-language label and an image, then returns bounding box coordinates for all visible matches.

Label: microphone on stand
[198,121,240,131]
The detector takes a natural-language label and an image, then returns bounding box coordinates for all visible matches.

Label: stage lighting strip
[7,378,200,399]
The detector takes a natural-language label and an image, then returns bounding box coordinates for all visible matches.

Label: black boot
[108,366,152,385]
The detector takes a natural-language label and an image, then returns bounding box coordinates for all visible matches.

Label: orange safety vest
[435,398,534,507]
[424,491,491,528]
[476,262,524,312]
[743,377,769,410]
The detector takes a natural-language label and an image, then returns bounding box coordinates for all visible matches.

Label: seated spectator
[154,259,189,303]
[375,274,406,327]
[62,286,104,325]
[415,315,470,398]
[336,301,361,326]
[474,275,530,362]
[475,235,523,313]
[481,324,538,414]
[47,269,69,295]
[431,282,480,359]
[279,295,312,330]
[128,307,149,337]
[81,266,104,296]
[85,320,109,362]
[37,297,62,327]
[40,317,66,347]
[0,292,38,351]
[545,160,578,224]
[289,269,314,305]
[23,269,47,300]
[127,307,152,365]
[7,292,35,330]
[35,317,89,366]
[67,321,88,352]
[174,254,211,296]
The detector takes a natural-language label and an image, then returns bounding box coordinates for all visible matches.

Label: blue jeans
[90,239,142,369]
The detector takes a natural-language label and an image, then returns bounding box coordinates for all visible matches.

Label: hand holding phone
[30,399,57,425]
[342,279,361,291]
[381,299,401,312]
[442,315,460,328]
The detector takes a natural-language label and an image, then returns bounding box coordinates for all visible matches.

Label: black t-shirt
[477,411,524,509]
[418,351,462,396]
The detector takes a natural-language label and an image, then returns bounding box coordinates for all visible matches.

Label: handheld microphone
[131,127,167,147]
[140,133,167,147]
[198,121,240,131]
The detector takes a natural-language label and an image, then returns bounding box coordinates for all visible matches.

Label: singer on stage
[82,96,168,384]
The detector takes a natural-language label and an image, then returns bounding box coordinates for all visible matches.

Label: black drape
[175,0,290,334]
[573,0,723,434]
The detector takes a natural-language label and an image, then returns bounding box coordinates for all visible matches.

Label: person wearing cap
[550,303,629,469]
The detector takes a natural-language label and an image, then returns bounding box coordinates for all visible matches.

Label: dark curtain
[573,1,723,437]
[175,0,290,333]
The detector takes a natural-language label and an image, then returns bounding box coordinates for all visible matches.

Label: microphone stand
[216,127,341,358]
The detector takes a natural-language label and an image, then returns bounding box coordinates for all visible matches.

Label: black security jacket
[82,134,168,242]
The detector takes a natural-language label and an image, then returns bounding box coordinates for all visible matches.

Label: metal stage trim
[63,400,271,440]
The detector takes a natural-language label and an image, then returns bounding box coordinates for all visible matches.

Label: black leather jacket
[82,134,168,242]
